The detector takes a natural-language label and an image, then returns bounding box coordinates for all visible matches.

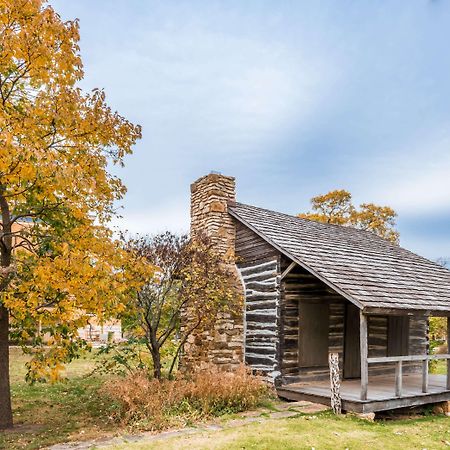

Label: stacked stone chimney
[182,173,244,371]
[190,173,237,259]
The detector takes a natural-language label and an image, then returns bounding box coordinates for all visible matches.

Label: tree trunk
[0,190,13,429]
[151,349,162,379]
[0,305,12,429]
[145,336,162,379]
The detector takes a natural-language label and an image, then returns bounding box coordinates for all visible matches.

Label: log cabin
[186,173,450,413]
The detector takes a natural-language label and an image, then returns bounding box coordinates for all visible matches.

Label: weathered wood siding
[329,302,346,369]
[235,220,278,261]
[235,223,429,385]
[279,256,429,382]
[367,315,427,374]
[235,221,281,381]
[280,256,346,382]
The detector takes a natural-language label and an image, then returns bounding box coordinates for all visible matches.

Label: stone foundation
[432,401,450,416]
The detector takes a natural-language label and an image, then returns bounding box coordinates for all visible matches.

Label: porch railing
[359,312,450,401]
[364,354,450,399]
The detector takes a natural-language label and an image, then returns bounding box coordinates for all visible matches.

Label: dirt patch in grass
[2,423,45,435]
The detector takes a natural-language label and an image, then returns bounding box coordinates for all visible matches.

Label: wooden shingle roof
[228,202,450,314]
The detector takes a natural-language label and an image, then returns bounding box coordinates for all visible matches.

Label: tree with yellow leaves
[299,190,399,244]
[0,0,148,428]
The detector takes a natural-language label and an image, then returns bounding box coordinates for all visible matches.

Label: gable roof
[228,202,450,314]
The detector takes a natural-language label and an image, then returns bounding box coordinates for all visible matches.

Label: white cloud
[362,129,450,215]
[386,164,450,213]
[110,200,189,236]
[81,22,340,159]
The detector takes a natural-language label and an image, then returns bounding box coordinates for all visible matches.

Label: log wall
[280,257,346,382]
[235,221,281,381]
[279,255,429,382]
[367,315,427,375]
[235,224,429,385]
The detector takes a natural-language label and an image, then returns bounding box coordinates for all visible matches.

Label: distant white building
[78,315,122,343]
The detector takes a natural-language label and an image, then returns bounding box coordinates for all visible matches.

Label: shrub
[94,339,153,377]
[101,364,271,429]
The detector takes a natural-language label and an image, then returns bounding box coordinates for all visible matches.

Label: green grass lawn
[112,412,450,450]
[2,347,117,450]
[2,347,450,450]
[431,359,447,375]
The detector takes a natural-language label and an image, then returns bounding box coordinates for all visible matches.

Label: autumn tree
[0,0,146,428]
[125,232,238,379]
[299,190,399,243]
[429,259,450,346]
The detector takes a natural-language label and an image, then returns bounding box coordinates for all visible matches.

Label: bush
[101,364,271,429]
[94,339,152,377]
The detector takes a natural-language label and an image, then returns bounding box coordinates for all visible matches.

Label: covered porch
[278,324,450,413]
[278,372,450,413]
[278,259,450,412]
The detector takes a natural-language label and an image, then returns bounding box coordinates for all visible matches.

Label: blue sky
[50,0,450,260]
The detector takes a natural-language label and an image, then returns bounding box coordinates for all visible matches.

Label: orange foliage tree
[299,190,399,244]
[0,0,149,429]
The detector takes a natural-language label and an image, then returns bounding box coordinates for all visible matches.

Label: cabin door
[299,302,329,367]
[344,303,361,378]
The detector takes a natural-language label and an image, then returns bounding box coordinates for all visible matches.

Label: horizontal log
[246,322,277,330]
[245,346,276,355]
[246,301,278,310]
[245,355,276,366]
[242,273,277,283]
[239,260,277,274]
[245,281,277,291]
[245,329,277,337]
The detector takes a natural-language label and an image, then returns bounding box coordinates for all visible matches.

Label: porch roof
[228,202,450,313]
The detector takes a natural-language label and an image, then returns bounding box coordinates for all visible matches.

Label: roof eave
[364,306,450,317]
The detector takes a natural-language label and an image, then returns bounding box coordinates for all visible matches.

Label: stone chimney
[190,172,236,260]
[182,173,244,371]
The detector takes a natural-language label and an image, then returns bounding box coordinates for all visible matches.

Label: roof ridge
[231,201,389,242]
[230,202,450,272]
[228,201,450,312]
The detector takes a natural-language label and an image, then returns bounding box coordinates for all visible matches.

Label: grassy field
[1,347,117,450]
[112,412,450,450]
[2,347,449,450]
[432,359,446,375]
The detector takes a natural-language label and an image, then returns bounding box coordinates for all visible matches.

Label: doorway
[344,303,361,378]
[299,302,329,367]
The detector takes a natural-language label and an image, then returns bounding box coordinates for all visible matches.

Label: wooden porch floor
[277,374,450,413]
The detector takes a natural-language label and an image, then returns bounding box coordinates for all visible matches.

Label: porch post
[447,317,450,390]
[360,311,368,400]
